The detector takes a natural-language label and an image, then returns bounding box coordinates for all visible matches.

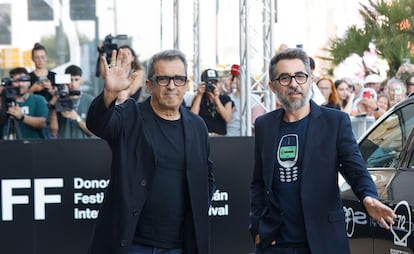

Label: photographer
[2,67,48,140]
[96,35,146,104]
[190,68,233,135]
[0,86,8,135]
[28,42,57,102]
[49,65,94,138]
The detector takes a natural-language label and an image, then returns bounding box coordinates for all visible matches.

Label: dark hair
[269,48,311,81]
[147,49,187,79]
[309,56,315,71]
[31,42,47,58]
[65,65,82,77]
[118,45,143,72]
[334,79,348,88]
[334,79,350,108]
[405,73,414,86]
[9,67,28,77]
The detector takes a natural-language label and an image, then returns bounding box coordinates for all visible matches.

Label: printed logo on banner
[1,178,64,221]
[73,177,109,220]
[343,205,368,238]
[209,189,229,216]
[391,200,412,247]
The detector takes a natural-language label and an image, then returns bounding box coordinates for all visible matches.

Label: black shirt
[134,112,189,249]
[29,71,56,102]
[273,114,309,246]
[198,94,232,135]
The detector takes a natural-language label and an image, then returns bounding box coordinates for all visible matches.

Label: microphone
[230,64,240,82]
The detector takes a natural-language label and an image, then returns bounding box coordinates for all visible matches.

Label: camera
[205,80,215,93]
[1,77,26,106]
[37,76,48,84]
[55,84,72,112]
[54,74,73,112]
[201,69,219,93]
[101,34,128,63]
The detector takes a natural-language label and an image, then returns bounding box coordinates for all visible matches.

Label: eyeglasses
[272,72,309,86]
[149,75,187,86]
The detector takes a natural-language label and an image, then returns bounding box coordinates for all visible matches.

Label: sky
[0,0,371,79]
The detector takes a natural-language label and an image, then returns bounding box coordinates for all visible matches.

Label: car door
[355,100,414,253]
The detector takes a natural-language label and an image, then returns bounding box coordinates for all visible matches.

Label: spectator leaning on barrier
[49,65,94,139]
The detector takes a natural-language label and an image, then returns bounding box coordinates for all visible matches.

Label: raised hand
[101,49,139,107]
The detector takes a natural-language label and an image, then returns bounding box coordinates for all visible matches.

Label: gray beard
[276,87,311,111]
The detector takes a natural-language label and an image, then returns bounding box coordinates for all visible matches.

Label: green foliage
[324,0,414,77]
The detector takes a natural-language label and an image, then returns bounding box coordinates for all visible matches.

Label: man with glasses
[249,48,396,254]
[86,48,215,254]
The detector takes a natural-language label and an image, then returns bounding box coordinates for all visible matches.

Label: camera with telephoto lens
[53,74,73,112]
[1,77,26,107]
[101,34,128,63]
[55,84,72,112]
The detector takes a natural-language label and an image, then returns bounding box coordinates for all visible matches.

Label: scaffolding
[240,0,275,136]
[172,0,275,136]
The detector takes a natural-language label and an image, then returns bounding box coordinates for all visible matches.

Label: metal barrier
[350,116,376,139]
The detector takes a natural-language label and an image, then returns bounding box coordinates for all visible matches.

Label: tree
[323,0,414,77]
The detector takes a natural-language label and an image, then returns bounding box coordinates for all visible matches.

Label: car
[340,93,414,254]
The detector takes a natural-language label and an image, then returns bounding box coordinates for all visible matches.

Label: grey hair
[268,48,311,81]
[387,77,406,95]
[147,49,188,78]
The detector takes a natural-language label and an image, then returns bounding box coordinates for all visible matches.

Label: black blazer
[250,101,378,253]
[86,95,215,254]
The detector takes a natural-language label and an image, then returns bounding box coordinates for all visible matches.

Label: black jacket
[250,101,378,253]
[86,95,215,254]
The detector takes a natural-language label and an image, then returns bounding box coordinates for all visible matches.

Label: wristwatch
[76,116,82,123]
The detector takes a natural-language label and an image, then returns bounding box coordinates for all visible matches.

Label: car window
[359,103,414,168]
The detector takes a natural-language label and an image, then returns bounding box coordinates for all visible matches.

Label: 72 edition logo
[1,178,64,221]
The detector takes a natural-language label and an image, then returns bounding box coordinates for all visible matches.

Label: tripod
[4,114,22,140]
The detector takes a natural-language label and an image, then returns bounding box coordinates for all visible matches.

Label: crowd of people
[316,68,413,121]
[0,40,404,254]
[1,41,413,141]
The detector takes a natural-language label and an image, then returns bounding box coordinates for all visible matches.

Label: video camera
[54,74,73,112]
[101,34,128,63]
[1,77,27,107]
